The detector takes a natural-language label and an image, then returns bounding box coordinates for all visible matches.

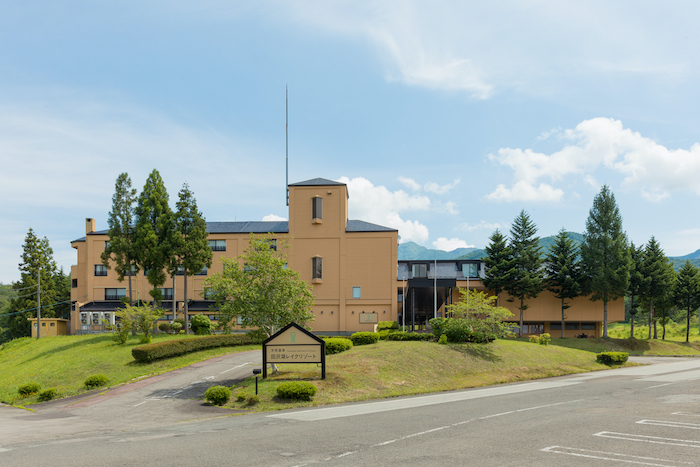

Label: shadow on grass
[547,337,652,354]
[19,334,119,363]
[448,343,501,362]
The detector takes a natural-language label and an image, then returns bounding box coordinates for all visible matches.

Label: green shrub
[429,317,449,338]
[190,314,212,335]
[538,333,551,346]
[529,335,539,343]
[438,334,448,345]
[18,382,41,397]
[247,395,260,405]
[38,388,57,402]
[84,374,109,389]
[205,385,231,406]
[236,392,249,402]
[350,332,380,346]
[385,332,434,341]
[132,333,261,362]
[158,322,171,333]
[170,321,183,333]
[324,337,353,355]
[596,352,629,365]
[276,381,318,401]
[430,318,497,343]
[377,329,401,340]
[377,321,399,331]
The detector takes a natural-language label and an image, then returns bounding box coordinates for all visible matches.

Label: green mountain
[455,231,584,261]
[398,242,477,260]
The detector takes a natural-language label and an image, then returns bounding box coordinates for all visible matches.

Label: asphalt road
[2,355,700,466]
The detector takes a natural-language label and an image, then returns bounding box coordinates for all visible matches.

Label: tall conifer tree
[504,210,544,337]
[674,261,700,343]
[627,242,645,338]
[101,173,139,304]
[544,229,580,338]
[483,229,512,307]
[580,185,629,338]
[173,183,212,334]
[134,169,175,303]
[642,236,674,339]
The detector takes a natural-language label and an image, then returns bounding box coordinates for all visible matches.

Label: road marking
[0,447,11,453]
[204,376,215,381]
[639,368,700,383]
[645,383,675,389]
[673,412,700,417]
[637,420,700,430]
[594,431,700,448]
[134,401,149,407]
[220,362,252,374]
[541,446,692,466]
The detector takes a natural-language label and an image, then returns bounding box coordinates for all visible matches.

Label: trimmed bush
[18,382,41,397]
[205,385,231,406]
[158,322,171,333]
[132,333,262,363]
[596,352,629,365]
[277,381,318,401]
[385,332,434,341]
[84,374,109,389]
[38,388,57,402]
[190,314,212,335]
[247,395,260,405]
[236,392,249,402]
[438,334,448,345]
[377,321,399,331]
[350,332,380,346]
[324,337,353,355]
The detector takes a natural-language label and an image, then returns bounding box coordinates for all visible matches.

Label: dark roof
[289,178,345,187]
[206,221,289,234]
[346,220,397,232]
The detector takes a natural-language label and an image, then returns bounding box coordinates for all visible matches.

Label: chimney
[86,218,96,234]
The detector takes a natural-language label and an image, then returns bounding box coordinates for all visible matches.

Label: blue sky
[2,1,700,283]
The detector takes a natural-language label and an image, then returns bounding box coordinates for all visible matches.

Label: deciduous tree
[544,229,580,338]
[580,186,629,338]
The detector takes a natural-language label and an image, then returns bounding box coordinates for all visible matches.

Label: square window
[352,287,361,299]
[71,278,78,288]
[159,288,174,301]
[412,264,427,278]
[94,264,108,276]
[195,266,207,276]
[312,257,323,280]
[105,288,126,301]
[312,197,323,220]
[462,263,479,278]
[208,240,226,251]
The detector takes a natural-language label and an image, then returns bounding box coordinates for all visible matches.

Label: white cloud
[338,176,431,244]
[398,176,422,191]
[457,221,503,232]
[263,214,287,221]
[433,237,474,251]
[434,201,458,215]
[488,117,700,202]
[424,179,460,195]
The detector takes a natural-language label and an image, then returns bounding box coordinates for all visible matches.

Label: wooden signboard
[262,322,325,379]
[359,312,378,324]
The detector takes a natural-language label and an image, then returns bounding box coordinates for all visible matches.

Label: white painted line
[220,362,252,374]
[541,445,692,466]
[336,451,356,458]
[595,431,700,448]
[204,376,215,381]
[267,380,582,421]
[637,420,700,430]
[134,401,149,407]
[172,390,183,395]
[639,368,700,383]
[673,412,700,417]
[0,447,11,453]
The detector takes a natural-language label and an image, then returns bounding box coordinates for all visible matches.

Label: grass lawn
[225,338,631,413]
[607,322,700,342]
[0,333,259,406]
[537,335,700,356]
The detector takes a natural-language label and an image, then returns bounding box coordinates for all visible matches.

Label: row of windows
[95,265,207,277]
[107,240,230,252]
[410,263,480,278]
[550,322,596,331]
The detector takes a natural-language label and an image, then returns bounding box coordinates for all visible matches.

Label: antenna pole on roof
[286,85,289,207]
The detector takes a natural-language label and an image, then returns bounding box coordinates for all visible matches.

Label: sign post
[262,322,326,379]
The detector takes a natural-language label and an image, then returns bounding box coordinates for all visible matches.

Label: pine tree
[544,229,580,338]
[642,236,674,339]
[674,261,700,343]
[133,169,175,303]
[580,185,629,338]
[7,229,63,338]
[627,242,645,338]
[504,210,544,337]
[101,173,139,304]
[173,183,212,334]
[482,229,513,307]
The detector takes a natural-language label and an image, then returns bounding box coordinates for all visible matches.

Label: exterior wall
[28,319,69,338]
[70,180,399,336]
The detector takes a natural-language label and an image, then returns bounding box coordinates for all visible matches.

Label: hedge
[377,321,399,331]
[324,337,353,355]
[350,332,380,346]
[205,385,231,406]
[596,352,629,365]
[385,332,434,342]
[132,333,262,363]
[277,381,317,401]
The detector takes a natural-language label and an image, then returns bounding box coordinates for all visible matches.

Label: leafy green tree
[190,313,212,335]
[504,210,544,337]
[642,236,674,339]
[580,186,629,338]
[444,290,515,343]
[0,283,14,343]
[113,303,164,344]
[627,242,645,338]
[133,169,175,304]
[204,234,315,339]
[101,173,139,304]
[674,261,700,343]
[172,183,212,334]
[544,228,580,338]
[482,229,513,306]
[6,229,66,339]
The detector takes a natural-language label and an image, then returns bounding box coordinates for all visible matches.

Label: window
[195,266,207,276]
[581,323,596,330]
[125,265,137,276]
[50,322,55,327]
[105,288,126,301]
[312,257,323,280]
[175,266,185,275]
[398,291,403,302]
[267,239,277,251]
[105,241,110,250]
[462,263,479,278]
[237,316,243,325]
[208,315,217,321]
[159,288,174,301]
[565,322,579,330]
[71,279,78,288]
[95,264,108,276]
[208,240,226,251]
[412,264,427,278]
[352,287,361,299]
[550,323,562,330]
[312,197,323,220]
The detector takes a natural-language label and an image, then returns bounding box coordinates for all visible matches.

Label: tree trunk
[687,306,691,343]
[603,298,608,338]
[519,297,524,338]
[561,297,565,339]
[648,298,653,339]
[661,307,666,340]
[184,273,189,335]
[629,295,635,339]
